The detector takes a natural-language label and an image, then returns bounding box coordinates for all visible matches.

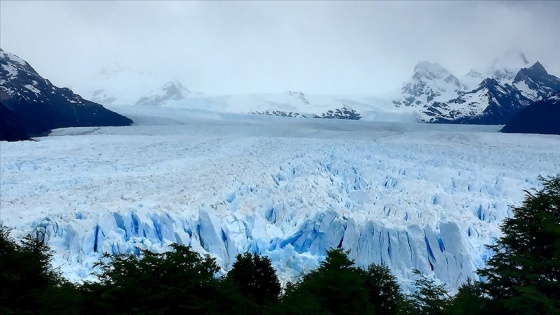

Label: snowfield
[1,105,559,289]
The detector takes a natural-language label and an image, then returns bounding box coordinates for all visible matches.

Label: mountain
[0,49,133,141]
[135,80,191,106]
[76,65,191,106]
[313,106,362,120]
[161,91,407,121]
[424,78,532,124]
[512,62,560,101]
[501,91,560,135]
[488,48,530,84]
[250,105,362,120]
[391,51,560,125]
[393,61,466,108]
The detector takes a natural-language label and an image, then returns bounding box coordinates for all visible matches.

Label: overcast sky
[1,1,559,95]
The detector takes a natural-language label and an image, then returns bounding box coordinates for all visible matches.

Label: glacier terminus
[1,105,559,290]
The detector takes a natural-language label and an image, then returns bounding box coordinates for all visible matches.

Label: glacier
[1,105,559,289]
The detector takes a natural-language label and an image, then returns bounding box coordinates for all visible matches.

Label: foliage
[446,278,489,315]
[226,252,281,306]
[363,263,405,315]
[405,269,451,315]
[82,243,222,314]
[281,248,373,315]
[3,176,559,314]
[478,175,560,314]
[0,227,80,314]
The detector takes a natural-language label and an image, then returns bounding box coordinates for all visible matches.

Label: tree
[226,252,281,306]
[478,175,560,314]
[84,244,222,314]
[405,269,451,315]
[363,264,404,315]
[446,278,488,315]
[0,227,80,314]
[281,248,373,315]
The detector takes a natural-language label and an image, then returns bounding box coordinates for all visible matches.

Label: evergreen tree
[405,269,451,315]
[446,278,488,315]
[84,244,222,314]
[478,175,560,314]
[281,248,373,315]
[0,227,80,314]
[363,264,404,315]
[226,252,281,306]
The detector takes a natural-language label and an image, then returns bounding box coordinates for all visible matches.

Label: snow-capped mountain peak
[393,61,465,107]
[135,80,191,106]
[0,48,132,140]
[413,61,452,80]
[488,48,530,84]
[512,61,560,101]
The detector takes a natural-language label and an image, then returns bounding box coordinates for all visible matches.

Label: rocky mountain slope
[393,50,560,125]
[0,49,133,141]
[501,91,560,135]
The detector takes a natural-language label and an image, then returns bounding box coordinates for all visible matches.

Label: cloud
[1,1,559,95]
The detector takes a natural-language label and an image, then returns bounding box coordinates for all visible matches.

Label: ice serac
[0,48,133,141]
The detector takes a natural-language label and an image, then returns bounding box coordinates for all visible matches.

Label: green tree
[446,278,488,315]
[363,264,404,315]
[0,227,80,314]
[226,252,281,306]
[478,175,560,314]
[83,244,222,314]
[405,269,451,315]
[280,248,373,315]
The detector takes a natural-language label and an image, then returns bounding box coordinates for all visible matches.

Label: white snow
[514,81,538,100]
[394,61,466,108]
[1,106,559,289]
[24,84,41,95]
[0,49,28,66]
[2,63,18,78]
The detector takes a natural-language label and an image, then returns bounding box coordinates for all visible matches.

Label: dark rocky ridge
[0,48,132,141]
[501,91,560,135]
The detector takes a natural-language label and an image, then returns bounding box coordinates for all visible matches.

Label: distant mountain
[313,106,362,120]
[392,50,560,125]
[512,62,560,101]
[393,61,466,108]
[424,78,531,124]
[135,80,191,106]
[501,91,560,135]
[249,105,362,120]
[487,48,530,84]
[75,65,195,106]
[0,49,132,141]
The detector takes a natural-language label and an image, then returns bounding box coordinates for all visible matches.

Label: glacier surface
[1,106,559,289]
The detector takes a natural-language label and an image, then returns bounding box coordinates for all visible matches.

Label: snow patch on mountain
[393,61,465,108]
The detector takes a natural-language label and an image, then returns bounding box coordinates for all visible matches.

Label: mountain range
[394,49,560,125]
[2,48,559,141]
[74,49,558,128]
